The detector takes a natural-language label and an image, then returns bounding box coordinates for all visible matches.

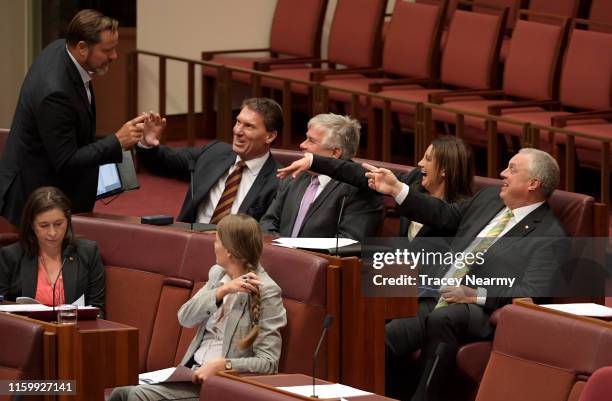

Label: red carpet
[94,170,187,218]
[93,139,203,218]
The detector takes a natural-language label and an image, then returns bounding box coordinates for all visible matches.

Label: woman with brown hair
[0,186,105,313]
[110,214,287,401]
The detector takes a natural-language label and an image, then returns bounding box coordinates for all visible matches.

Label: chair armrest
[253,57,325,71]
[369,78,435,93]
[488,100,560,115]
[201,48,271,61]
[311,67,382,82]
[429,90,505,104]
[551,110,612,127]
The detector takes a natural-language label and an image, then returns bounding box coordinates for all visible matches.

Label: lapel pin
[525,225,529,230]
[69,257,75,261]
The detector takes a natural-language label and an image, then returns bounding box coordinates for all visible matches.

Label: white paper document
[72,294,85,306]
[272,237,358,250]
[139,368,176,384]
[16,297,41,304]
[540,303,612,318]
[277,384,372,398]
[0,304,98,313]
[138,366,194,384]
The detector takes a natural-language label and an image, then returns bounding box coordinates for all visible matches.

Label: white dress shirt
[193,274,238,365]
[197,153,270,223]
[66,46,93,104]
[312,174,332,199]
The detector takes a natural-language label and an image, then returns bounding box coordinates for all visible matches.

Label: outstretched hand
[141,111,166,147]
[362,163,403,197]
[277,153,313,178]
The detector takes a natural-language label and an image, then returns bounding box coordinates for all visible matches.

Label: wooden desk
[310,253,416,395]
[207,372,398,401]
[2,313,138,401]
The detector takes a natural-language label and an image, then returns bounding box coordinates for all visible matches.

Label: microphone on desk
[52,257,69,319]
[334,195,347,256]
[425,342,449,400]
[311,314,334,398]
[188,159,196,230]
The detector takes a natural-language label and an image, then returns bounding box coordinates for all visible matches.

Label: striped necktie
[435,208,514,309]
[210,161,246,224]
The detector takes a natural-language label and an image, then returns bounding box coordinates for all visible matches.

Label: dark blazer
[398,186,568,314]
[259,164,384,241]
[0,238,106,316]
[138,141,280,223]
[309,154,457,237]
[0,39,123,225]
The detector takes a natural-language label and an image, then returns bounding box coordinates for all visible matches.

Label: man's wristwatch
[224,359,232,370]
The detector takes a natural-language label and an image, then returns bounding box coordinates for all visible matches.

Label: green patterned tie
[435,209,514,309]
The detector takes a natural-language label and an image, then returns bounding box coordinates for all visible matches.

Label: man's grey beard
[92,66,108,76]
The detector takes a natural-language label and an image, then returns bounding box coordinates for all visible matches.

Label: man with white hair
[367,148,568,401]
[260,113,383,241]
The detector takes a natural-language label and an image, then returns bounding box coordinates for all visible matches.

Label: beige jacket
[178,264,287,373]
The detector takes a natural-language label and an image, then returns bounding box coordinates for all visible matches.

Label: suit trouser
[109,383,200,401]
[385,299,494,401]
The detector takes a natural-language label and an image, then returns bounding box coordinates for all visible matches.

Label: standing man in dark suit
[0,9,146,225]
[367,148,568,401]
[138,98,282,223]
[260,113,383,241]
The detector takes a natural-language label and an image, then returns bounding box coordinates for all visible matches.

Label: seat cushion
[476,351,575,401]
[374,86,444,114]
[261,67,316,94]
[203,56,305,83]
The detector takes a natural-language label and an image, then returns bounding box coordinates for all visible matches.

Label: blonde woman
[110,214,287,401]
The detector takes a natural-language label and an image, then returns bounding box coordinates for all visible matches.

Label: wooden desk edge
[513,299,612,328]
[216,371,335,401]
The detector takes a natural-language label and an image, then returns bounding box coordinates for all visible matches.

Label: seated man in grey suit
[260,113,384,241]
[139,98,282,223]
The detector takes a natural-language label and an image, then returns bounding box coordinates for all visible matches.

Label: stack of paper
[540,303,612,318]
[272,237,358,250]
[277,384,372,398]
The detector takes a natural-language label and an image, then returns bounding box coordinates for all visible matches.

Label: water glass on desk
[58,304,78,324]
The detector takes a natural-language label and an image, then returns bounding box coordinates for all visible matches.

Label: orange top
[34,256,65,306]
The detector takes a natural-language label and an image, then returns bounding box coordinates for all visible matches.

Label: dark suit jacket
[309,154,457,238]
[398,186,568,314]
[138,140,280,223]
[0,238,106,317]
[260,164,384,241]
[0,39,123,225]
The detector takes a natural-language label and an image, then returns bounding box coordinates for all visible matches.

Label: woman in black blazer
[0,186,105,316]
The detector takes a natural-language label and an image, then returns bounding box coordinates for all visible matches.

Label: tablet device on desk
[96,150,139,200]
